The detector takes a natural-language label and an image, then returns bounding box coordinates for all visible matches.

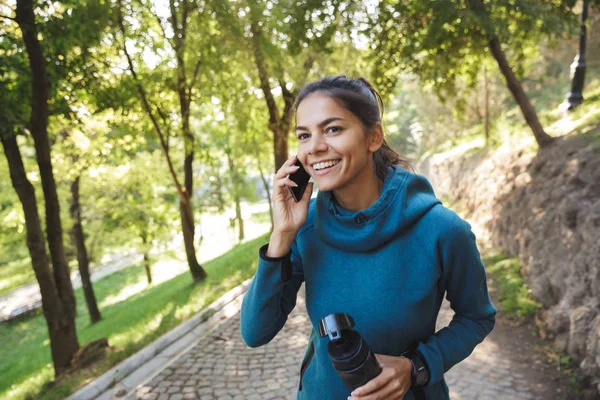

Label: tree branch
[278,76,295,123]
[250,21,279,125]
[181,0,189,44]
[154,99,172,152]
[136,0,169,46]
[0,14,16,22]
[299,54,316,89]
[278,75,294,102]
[116,0,183,193]
[188,58,202,103]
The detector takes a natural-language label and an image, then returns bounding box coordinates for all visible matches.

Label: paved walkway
[126,286,546,400]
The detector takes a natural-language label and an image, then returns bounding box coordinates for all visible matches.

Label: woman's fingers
[373,378,404,400]
[275,155,299,179]
[351,371,391,398]
[276,167,299,182]
[274,177,298,188]
[302,182,314,201]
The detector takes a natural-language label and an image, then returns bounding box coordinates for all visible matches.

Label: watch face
[415,367,429,386]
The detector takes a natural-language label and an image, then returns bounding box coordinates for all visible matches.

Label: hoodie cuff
[258,243,293,282]
[415,343,438,387]
[414,348,431,386]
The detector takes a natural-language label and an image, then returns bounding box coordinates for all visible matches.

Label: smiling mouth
[312,159,341,171]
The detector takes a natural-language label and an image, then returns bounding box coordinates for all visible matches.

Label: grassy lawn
[482,251,542,319]
[248,210,271,224]
[0,257,35,298]
[0,232,269,400]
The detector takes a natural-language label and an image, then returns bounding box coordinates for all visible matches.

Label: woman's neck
[333,166,383,212]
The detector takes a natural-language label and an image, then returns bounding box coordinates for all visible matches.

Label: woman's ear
[367,122,384,153]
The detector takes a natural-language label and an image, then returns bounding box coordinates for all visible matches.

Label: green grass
[0,258,35,297]
[424,78,600,162]
[482,251,542,319]
[248,210,272,224]
[0,233,269,400]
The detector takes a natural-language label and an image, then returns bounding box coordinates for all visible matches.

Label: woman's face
[295,91,380,192]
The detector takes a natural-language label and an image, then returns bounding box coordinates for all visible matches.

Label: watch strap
[401,349,430,387]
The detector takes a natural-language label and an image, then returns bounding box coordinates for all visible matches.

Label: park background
[1,0,600,399]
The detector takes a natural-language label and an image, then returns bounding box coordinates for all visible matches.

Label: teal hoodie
[240,165,497,399]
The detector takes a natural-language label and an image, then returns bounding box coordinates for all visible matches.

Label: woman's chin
[312,166,345,192]
[313,179,337,192]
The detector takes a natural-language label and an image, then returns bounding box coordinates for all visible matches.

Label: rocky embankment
[418,132,600,395]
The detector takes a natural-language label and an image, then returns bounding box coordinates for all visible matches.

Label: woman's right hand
[271,154,314,236]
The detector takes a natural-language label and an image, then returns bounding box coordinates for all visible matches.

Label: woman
[240,76,497,400]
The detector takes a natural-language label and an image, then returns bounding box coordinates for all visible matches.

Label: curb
[67,278,253,400]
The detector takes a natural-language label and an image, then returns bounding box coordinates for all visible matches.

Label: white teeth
[313,160,340,170]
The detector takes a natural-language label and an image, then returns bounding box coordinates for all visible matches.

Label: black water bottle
[318,313,382,392]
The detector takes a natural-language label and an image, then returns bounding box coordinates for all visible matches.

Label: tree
[226,85,276,233]
[56,126,107,324]
[70,175,102,323]
[3,0,81,374]
[114,0,239,283]
[206,100,263,243]
[214,0,357,171]
[1,0,112,373]
[0,135,80,376]
[104,151,178,285]
[15,0,78,320]
[369,0,579,148]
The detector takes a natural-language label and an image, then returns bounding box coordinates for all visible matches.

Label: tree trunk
[179,151,206,282]
[487,38,554,148]
[256,153,274,233]
[70,176,101,324]
[180,197,206,282]
[234,192,244,242]
[176,77,206,282]
[171,0,207,283]
[226,150,245,242]
[250,21,295,173]
[484,65,490,145]
[16,0,77,320]
[467,0,553,148]
[273,126,289,172]
[1,135,79,376]
[143,251,152,284]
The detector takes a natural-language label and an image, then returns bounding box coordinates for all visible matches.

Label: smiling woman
[293,77,410,199]
[240,76,497,400]
[292,79,403,211]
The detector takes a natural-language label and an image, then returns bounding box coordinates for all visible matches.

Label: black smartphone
[287,157,311,202]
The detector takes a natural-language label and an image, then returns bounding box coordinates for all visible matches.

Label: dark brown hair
[293,75,412,181]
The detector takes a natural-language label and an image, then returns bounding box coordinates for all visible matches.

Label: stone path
[131,293,311,400]
[129,284,553,400]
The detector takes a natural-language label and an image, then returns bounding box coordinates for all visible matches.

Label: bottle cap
[318,313,355,341]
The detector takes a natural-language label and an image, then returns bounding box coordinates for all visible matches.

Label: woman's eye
[297,127,340,140]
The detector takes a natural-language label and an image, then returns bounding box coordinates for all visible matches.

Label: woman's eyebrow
[295,117,344,132]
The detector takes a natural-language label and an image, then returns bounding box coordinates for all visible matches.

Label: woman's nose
[308,134,328,154]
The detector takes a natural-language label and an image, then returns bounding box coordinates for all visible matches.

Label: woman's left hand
[348,354,413,400]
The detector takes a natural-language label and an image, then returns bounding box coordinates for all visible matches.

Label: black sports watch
[401,349,430,387]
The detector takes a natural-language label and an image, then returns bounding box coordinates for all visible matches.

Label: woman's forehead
[296,92,353,126]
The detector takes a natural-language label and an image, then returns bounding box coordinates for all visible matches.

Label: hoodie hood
[315,165,441,252]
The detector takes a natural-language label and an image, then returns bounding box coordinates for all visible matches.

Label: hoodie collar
[315,166,441,252]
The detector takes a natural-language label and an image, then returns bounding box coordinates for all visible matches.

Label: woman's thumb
[303,182,314,202]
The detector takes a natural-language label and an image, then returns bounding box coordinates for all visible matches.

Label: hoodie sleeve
[240,238,304,348]
[416,215,497,387]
